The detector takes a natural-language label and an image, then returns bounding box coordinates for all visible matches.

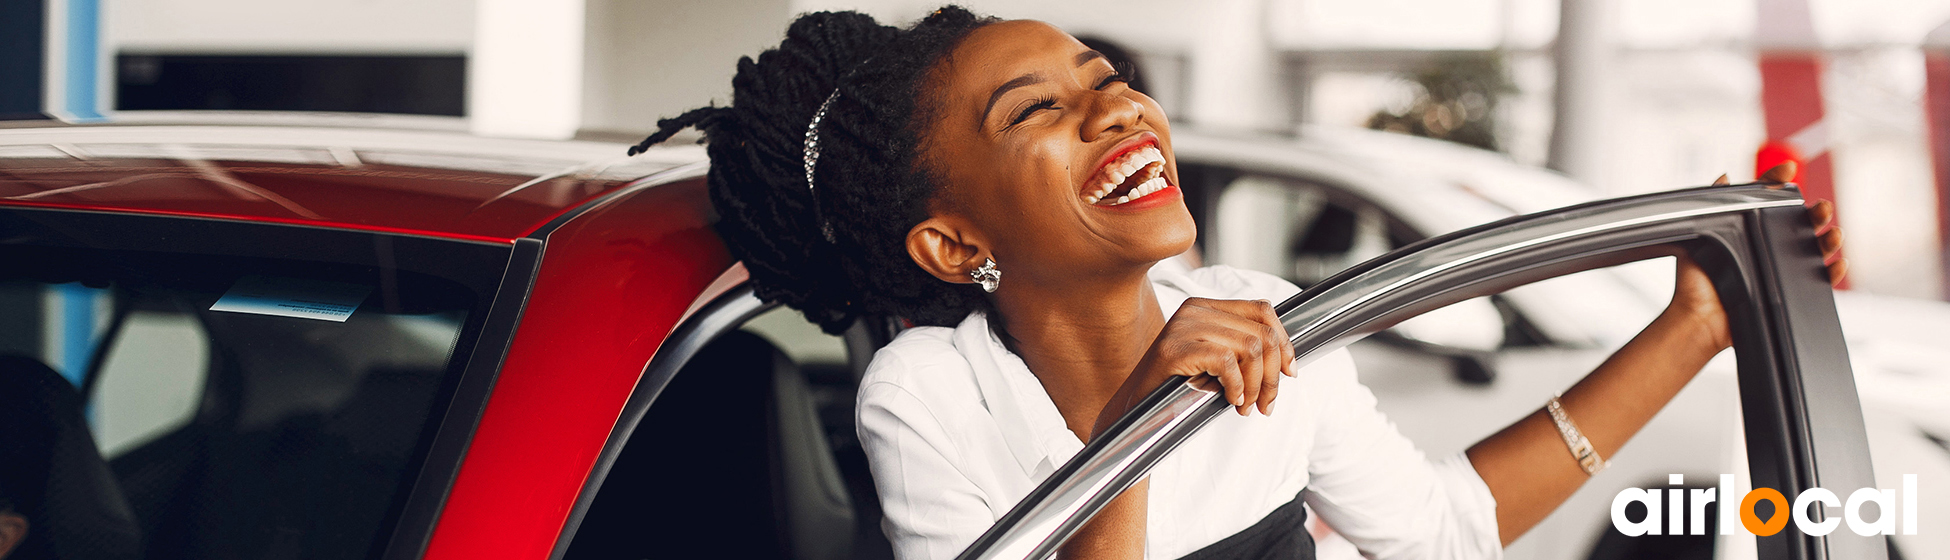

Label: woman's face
[918,20,1197,287]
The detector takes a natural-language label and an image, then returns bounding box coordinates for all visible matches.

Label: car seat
[0,355,143,560]
[565,330,855,559]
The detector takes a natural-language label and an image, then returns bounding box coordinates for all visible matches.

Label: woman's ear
[907,216,987,285]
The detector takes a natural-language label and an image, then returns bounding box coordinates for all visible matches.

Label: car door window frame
[956,184,1882,560]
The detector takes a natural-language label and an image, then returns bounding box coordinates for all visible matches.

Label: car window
[93,310,212,456]
[565,299,893,560]
[0,243,478,560]
[1209,171,1691,351]
[1208,173,1541,352]
[1209,174,1399,287]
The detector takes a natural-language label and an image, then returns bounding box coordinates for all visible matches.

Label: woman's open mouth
[1080,143,1169,206]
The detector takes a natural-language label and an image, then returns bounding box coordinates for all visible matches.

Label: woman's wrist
[1654,300,1732,359]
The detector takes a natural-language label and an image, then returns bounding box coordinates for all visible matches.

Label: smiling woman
[627,6,1843,560]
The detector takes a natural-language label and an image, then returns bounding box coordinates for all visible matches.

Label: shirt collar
[952,312,1084,479]
[948,264,1200,480]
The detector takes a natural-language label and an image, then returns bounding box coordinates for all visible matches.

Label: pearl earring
[969,258,1001,293]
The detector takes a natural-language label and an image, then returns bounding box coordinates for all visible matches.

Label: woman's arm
[1466,166,1846,545]
[1465,254,1729,544]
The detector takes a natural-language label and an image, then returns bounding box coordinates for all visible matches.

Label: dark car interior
[566,322,893,560]
[0,243,481,560]
[0,355,143,560]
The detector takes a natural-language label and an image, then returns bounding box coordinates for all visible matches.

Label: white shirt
[855,264,1502,560]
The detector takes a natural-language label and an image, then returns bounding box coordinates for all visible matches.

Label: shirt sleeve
[857,374,995,560]
[1301,350,1503,560]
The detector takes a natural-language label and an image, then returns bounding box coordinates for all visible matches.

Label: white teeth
[1083,183,1116,204]
[1082,144,1171,205]
[1095,177,1170,206]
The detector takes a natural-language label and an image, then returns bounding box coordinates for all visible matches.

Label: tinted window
[116,55,466,116]
[566,303,893,560]
[0,244,477,559]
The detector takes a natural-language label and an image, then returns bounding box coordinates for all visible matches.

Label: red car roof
[0,125,703,243]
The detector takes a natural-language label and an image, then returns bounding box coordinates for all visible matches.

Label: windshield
[0,238,487,559]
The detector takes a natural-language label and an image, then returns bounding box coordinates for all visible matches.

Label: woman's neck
[990,267,1168,440]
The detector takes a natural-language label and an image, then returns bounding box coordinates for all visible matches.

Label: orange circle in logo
[1741,488,1790,536]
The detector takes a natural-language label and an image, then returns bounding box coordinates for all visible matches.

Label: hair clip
[803,90,841,243]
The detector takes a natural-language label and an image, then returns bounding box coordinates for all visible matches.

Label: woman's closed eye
[1009,97,1059,127]
[1003,62,1134,129]
[1096,61,1133,90]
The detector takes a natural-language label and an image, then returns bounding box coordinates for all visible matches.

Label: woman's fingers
[1253,320,1282,415]
[1177,298,1293,416]
[1808,199,1837,235]
[1227,326,1266,416]
[1204,299,1291,415]
[1726,167,1843,286]
[1818,226,1844,260]
[1801,199,1844,285]
[1259,300,1297,377]
[1252,301,1290,415]
[1204,299,1295,375]
[1257,340,1282,415]
[1709,166,1841,287]
[1828,258,1849,288]
[1760,161,1798,185]
[1208,350,1248,411]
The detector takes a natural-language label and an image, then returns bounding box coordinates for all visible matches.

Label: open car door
[954,184,1883,560]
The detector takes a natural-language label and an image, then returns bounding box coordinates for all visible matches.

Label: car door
[1195,167,1740,559]
[953,184,1883,560]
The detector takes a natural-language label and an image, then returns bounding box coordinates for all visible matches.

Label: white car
[1170,125,1950,560]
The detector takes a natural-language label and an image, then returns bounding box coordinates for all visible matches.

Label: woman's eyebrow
[982,74,1045,124]
[976,52,1106,126]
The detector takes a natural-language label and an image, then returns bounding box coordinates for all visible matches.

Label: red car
[0,122,1884,560]
[0,122,850,560]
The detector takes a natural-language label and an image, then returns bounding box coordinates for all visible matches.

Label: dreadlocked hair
[630,6,998,335]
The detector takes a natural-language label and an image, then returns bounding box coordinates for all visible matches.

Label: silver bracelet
[1546,393,1608,475]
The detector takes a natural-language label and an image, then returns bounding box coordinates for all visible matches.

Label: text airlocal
[1611,474,1919,537]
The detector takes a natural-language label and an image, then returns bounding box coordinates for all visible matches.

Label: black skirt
[1173,491,1316,560]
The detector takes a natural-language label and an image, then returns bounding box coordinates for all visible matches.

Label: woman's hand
[1673,161,1848,351]
[1067,298,1297,559]
[1119,298,1295,425]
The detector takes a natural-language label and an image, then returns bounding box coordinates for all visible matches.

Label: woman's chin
[1109,208,1198,266]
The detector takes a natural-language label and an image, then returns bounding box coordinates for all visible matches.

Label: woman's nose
[1080,94,1145,142]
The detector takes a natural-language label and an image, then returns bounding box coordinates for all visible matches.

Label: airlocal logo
[1612,474,1919,537]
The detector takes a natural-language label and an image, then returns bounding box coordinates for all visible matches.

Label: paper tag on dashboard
[210,275,372,322]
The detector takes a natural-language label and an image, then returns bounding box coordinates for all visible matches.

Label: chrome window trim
[958,184,1882,560]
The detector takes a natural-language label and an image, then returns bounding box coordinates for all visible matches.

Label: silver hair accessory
[802,89,841,243]
[970,258,1001,293]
